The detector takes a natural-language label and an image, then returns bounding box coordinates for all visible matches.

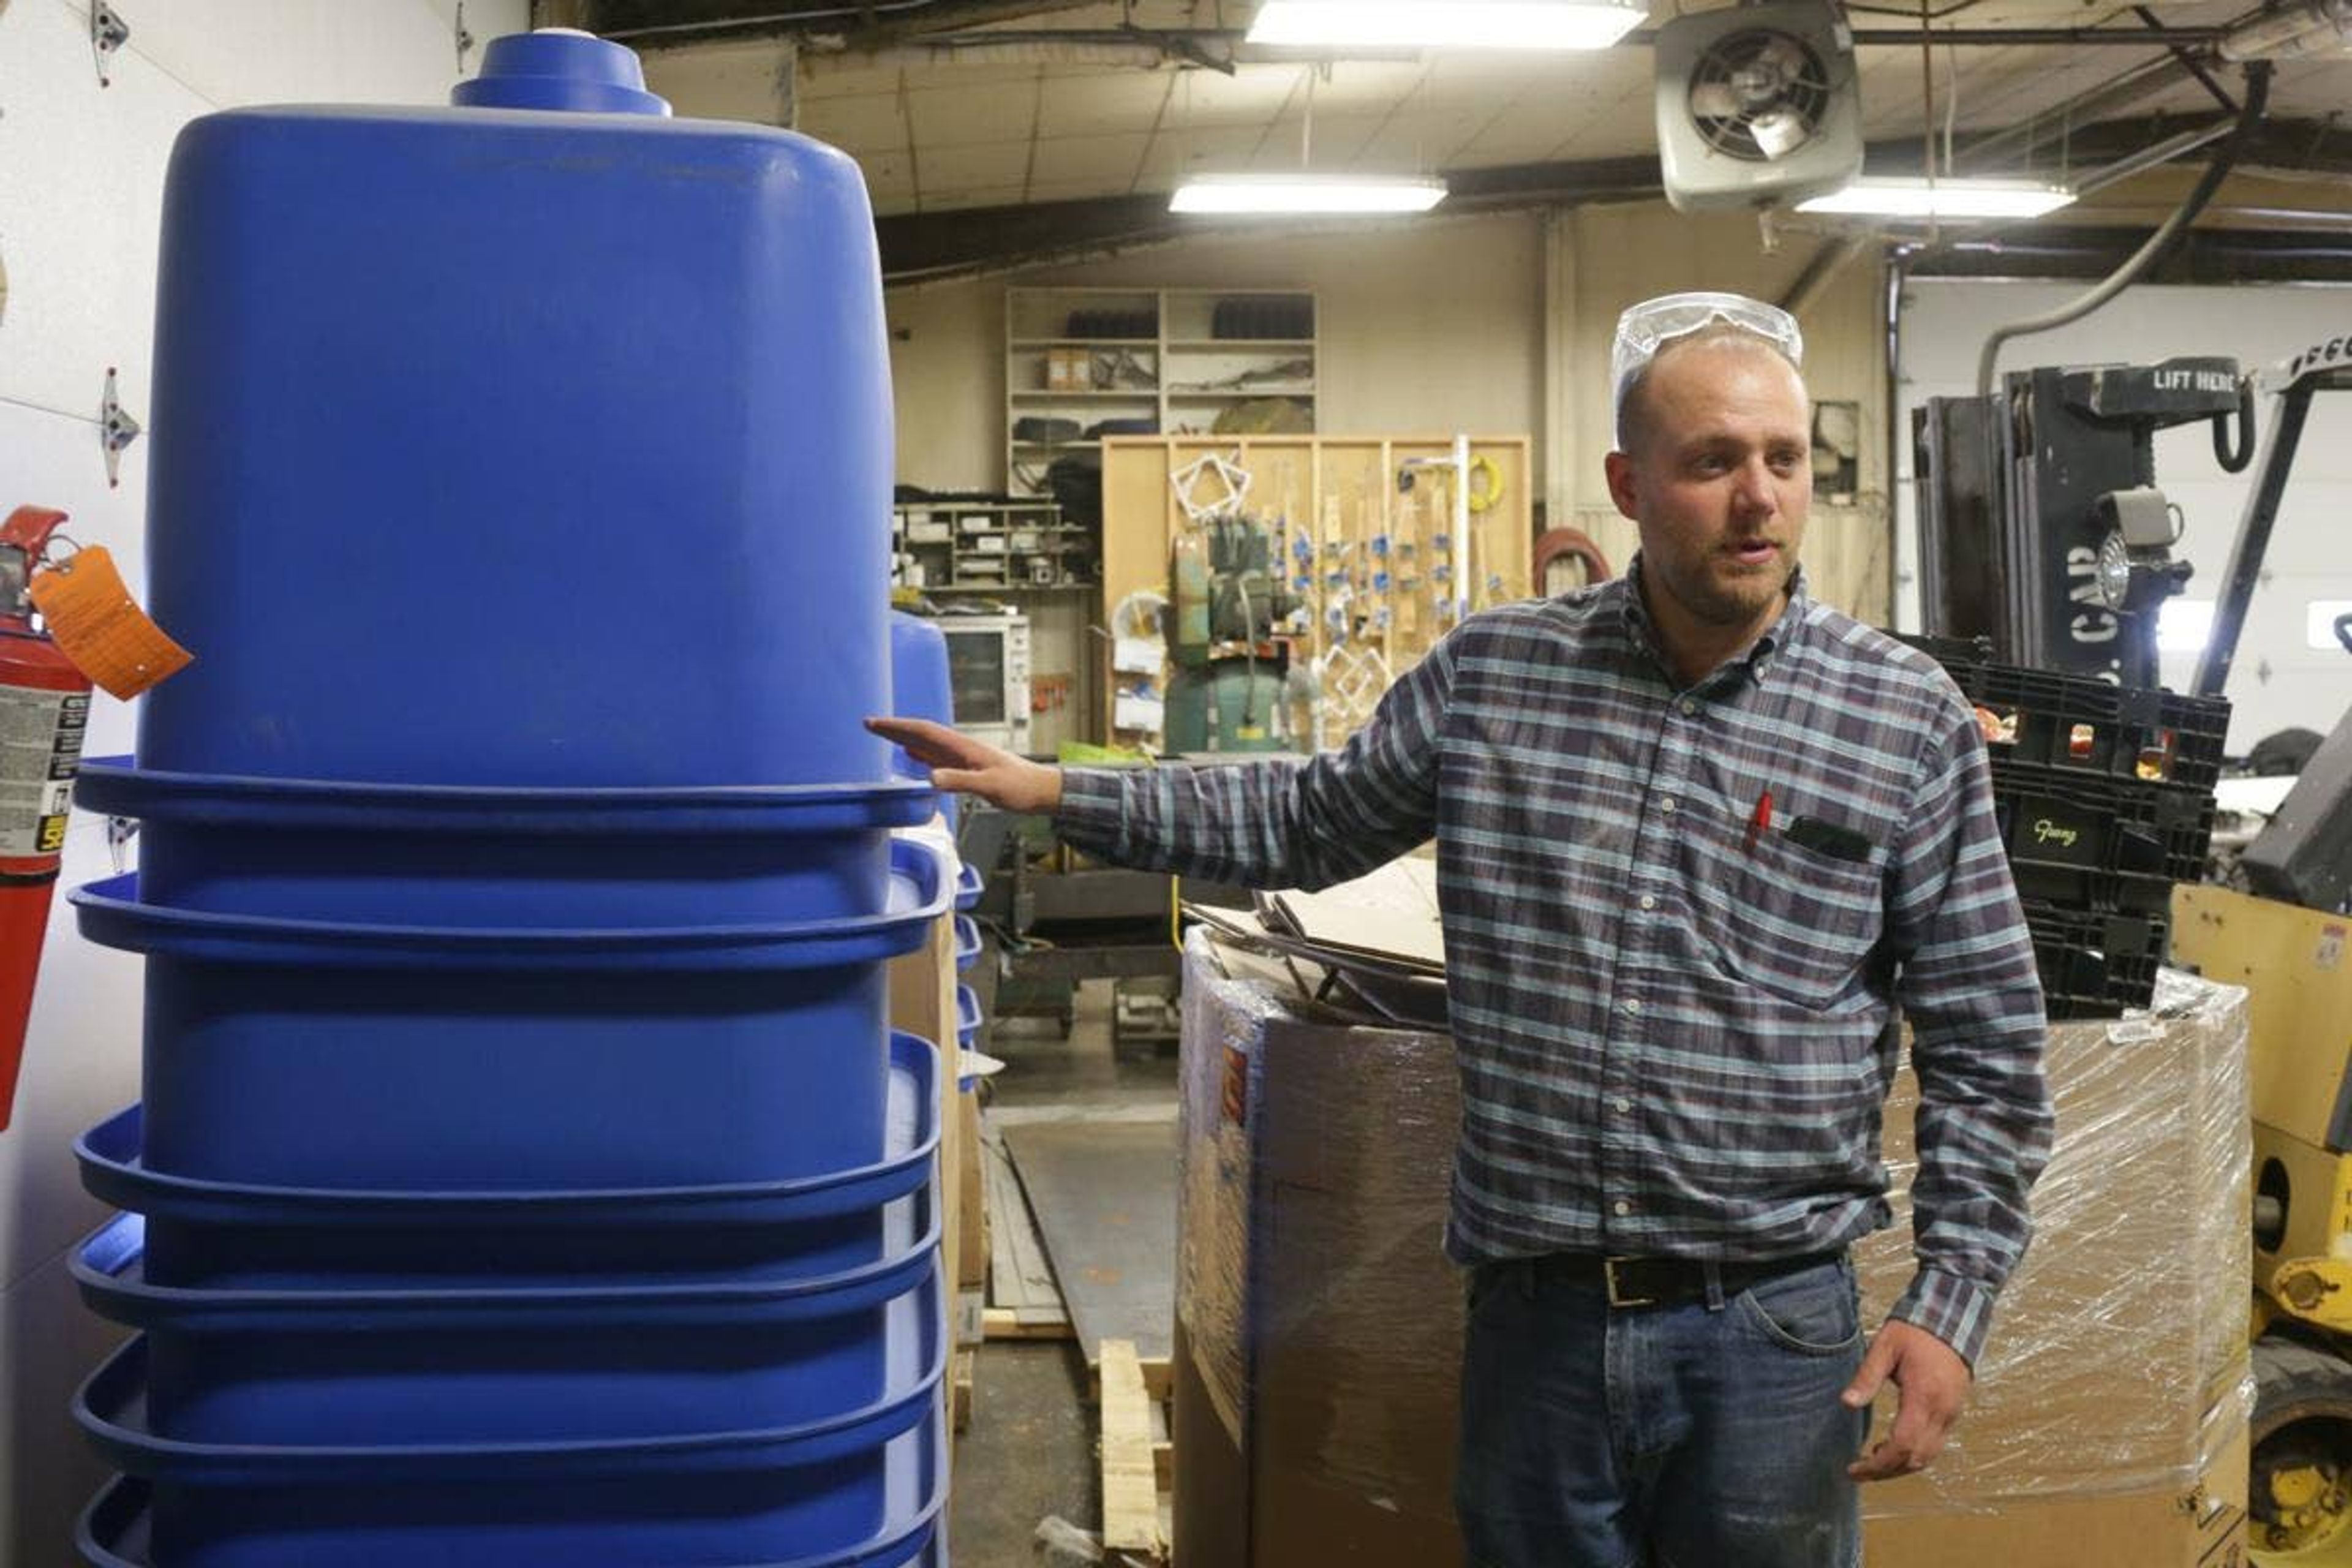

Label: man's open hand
[1842,1319,1970,1480]
[866,716,1065,814]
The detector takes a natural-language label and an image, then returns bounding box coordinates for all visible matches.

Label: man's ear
[1604,450,1641,522]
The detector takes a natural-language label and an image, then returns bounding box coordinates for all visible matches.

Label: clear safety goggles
[1611,292,1804,443]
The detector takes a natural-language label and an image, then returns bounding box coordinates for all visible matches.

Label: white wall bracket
[91,2,129,87]
[100,368,141,488]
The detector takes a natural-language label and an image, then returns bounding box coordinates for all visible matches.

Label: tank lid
[451,29,671,116]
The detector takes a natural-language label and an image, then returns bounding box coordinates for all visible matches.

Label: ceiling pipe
[595,0,1103,49]
[1974,61,2272,394]
[2218,0,2352,60]
[2067,118,2242,198]
[638,16,2252,55]
[1953,53,2195,172]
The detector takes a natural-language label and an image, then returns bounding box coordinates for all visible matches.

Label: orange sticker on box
[28,546,192,699]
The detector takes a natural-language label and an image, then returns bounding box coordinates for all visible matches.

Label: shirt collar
[1615,554,1810,683]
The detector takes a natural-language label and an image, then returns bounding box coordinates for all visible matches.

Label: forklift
[1918,331,2352,1562]
[2167,328,2352,1559]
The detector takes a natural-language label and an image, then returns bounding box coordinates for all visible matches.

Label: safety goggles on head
[1611,292,1804,447]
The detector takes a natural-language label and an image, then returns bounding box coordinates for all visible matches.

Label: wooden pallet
[982,1128,1075,1341]
[950,1347,976,1434]
[1098,1338,1175,1566]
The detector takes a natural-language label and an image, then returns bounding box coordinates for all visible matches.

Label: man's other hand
[866,717,1064,814]
[1842,1319,1970,1481]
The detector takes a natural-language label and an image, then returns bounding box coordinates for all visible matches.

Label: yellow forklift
[2163,335,2352,1563]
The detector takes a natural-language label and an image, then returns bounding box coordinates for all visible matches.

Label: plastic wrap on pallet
[1176,930,1286,1450]
[1176,929,1464,1563]
[1178,930,2250,1558]
[1859,967,2253,1515]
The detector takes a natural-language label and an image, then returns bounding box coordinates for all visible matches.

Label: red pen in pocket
[1747,788,1774,851]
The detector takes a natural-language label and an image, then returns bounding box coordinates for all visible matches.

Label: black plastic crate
[1210,295,1314,341]
[2024,903,2168,1019]
[2010,861,2174,917]
[1895,631,1997,668]
[1977,668,2227,792]
[1991,761,2215,891]
[1066,307,1157,340]
[1896,634,2230,792]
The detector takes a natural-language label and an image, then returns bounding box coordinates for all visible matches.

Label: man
[871,292,2052,1568]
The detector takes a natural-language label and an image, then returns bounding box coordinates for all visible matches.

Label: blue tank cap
[451,29,671,116]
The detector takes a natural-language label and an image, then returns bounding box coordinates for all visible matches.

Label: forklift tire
[2253,1333,2352,1562]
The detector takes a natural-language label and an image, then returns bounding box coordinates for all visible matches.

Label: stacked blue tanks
[64,32,951,1567]
[888,614,988,1067]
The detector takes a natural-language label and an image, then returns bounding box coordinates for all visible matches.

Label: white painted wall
[885,208,1549,497]
[1897,279,2352,752]
[0,2,525,1558]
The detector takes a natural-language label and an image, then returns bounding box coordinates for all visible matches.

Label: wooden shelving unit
[891,499,1093,592]
[1003,287,1318,500]
[1096,434,1534,749]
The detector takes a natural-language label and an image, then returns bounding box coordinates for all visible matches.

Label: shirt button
[1623,999,1642,1016]
[1679,699,1697,716]
[1612,1199,1632,1217]
[1612,1096,1632,1114]
[1639,894,1657,911]
[1659,797,1677,813]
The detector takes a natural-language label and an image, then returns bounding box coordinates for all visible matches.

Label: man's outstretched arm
[869,630,1456,891]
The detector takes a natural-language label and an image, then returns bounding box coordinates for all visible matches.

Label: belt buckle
[1603,1256,1655,1309]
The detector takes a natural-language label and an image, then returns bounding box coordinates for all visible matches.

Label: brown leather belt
[1553,1250,1845,1310]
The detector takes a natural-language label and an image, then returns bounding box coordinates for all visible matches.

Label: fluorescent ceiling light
[1170,174,1449,214]
[1796,178,2077,219]
[1246,0,1647,50]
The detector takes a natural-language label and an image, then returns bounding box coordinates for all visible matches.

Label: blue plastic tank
[74,1034,938,1290]
[76,1212,939,1447]
[888,612,957,827]
[139,30,895,789]
[75,1336,948,1567]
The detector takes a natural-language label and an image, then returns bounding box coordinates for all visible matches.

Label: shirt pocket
[1693,819,1885,1009]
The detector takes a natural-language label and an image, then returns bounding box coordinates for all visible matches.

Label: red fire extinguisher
[0,507,93,1131]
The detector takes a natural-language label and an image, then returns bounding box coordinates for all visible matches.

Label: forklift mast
[2205,334,2352,914]
[1922,333,2352,911]
[1915,356,2252,687]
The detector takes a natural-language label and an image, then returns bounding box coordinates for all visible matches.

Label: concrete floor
[946,978,1181,1566]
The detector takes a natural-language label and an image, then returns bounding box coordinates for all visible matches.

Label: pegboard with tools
[1100,435,1531,750]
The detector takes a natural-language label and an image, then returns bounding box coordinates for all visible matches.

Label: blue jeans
[1456,1252,1869,1568]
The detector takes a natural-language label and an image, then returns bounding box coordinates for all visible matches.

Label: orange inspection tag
[28,546,193,699]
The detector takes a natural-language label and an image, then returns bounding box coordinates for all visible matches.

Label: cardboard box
[1864,1414,2248,1568]
[1173,935,2255,1568]
[1174,935,1463,1568]
[1860,973,2252,1510]
[1046,346,1091,391]
[956,1087,987,1292]
[888,820,963,1332]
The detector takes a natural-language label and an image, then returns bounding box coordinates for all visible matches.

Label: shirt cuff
[1888,1268,1999,1371]
[1053,766,1129,857]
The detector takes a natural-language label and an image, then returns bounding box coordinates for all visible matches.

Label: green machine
[1167,513,1299,754]
[1165,662,1290,753]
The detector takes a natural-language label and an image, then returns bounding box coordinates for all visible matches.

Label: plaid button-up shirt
[1054,566,2052,1365]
